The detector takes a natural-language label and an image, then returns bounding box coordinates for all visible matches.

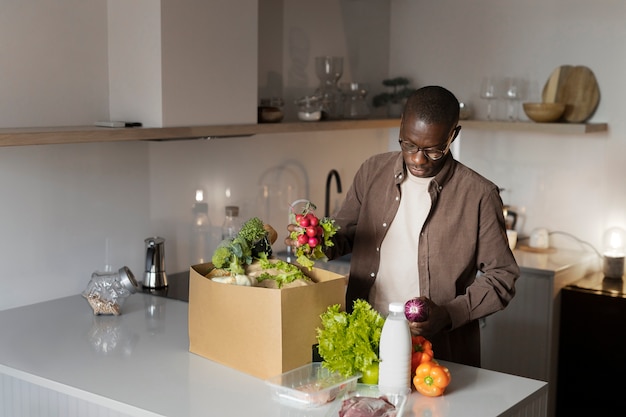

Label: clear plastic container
[82,266,138,315]
[325,383,410,417]
[265,363,361,408]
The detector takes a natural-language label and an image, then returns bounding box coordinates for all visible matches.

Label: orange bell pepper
[413,360,451,397]
[411,336,434,374]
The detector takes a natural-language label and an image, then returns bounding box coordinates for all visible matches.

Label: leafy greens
[316,299,385,377]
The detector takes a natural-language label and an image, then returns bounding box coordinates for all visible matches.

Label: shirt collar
[393,151,457,189]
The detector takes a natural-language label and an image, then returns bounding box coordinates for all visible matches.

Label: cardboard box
[188,263,346,380]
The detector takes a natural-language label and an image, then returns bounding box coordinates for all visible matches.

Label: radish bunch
[289,201,338,269]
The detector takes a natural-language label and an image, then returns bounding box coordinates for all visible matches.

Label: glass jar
[295,96,322,122]
[82,266,138,315]
[341,83,370,119]
[258,97,284,123]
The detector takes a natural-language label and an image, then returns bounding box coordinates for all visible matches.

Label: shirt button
[383,223,387,227]
[395,196,400,201]
[376,247,380,252]
[370,272,375,277]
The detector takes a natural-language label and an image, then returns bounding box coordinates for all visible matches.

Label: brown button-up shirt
[329,151,519,366]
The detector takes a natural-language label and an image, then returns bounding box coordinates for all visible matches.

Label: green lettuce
[316,299,384,377]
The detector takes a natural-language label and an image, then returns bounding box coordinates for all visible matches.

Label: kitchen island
[0,293,547,417]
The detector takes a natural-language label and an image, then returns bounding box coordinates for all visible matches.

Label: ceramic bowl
[522,102,566,123]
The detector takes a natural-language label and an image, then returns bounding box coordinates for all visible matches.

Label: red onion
[404,297,429,322]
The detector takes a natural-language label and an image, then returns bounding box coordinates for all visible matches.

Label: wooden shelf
[461,120,608,134]
[0,118,608,147]
[0,119,401,147]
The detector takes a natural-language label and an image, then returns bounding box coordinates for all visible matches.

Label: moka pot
[143,237,168,289]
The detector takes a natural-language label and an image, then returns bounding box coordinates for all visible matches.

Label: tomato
[360,363,379,385]
[306,226,317,237]
[308,237,319,247]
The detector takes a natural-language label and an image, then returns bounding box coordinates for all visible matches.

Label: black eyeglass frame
[398,125,461,161]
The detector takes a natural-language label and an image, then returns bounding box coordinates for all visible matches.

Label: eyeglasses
[398,126,461,161]
[398,140,447,160]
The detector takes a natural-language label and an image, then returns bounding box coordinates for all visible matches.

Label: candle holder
[602,227,626,279]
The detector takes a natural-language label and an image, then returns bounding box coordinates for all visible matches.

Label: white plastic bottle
[377,302,412,392]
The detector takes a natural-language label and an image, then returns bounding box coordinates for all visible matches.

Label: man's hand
[408,297,452,337]
[284,223,297,249]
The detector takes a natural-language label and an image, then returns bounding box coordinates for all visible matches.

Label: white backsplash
[0,130,389,311]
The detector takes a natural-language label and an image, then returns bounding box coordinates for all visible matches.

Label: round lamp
[602,227,626,279]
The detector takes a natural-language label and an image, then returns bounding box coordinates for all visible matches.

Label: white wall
[391,0,626,250]
[0,0,391,311]
[5,0,619,311]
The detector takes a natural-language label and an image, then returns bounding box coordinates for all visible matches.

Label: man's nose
[410,149,429,164]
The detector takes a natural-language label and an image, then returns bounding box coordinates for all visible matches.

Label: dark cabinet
[557,273,626,416]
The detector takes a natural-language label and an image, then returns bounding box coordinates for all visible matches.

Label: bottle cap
[388,302,404,313]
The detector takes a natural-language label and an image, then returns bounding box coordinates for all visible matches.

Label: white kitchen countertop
[0,293,547,416]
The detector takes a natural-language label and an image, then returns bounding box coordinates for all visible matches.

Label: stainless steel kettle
[503,205,518,230]
[143,237,168,289]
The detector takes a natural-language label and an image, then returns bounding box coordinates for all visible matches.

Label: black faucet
[325,169,342,217]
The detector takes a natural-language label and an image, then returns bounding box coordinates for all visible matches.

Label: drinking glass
[480,77,498,121]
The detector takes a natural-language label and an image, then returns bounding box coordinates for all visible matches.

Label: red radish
[308,236,319,247]
[299,217,310,227]
[405,297,429,322]
[306,226,317,237]
[297,234,309,246]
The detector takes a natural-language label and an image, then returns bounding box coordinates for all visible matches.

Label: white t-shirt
[371,172,432,315]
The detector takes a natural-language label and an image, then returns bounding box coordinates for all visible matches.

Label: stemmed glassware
[480,77,498,121]
[314,56,344,119]
[504,77,523,121]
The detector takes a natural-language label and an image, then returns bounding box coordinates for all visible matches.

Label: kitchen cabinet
[0,293,548,417]
[556,272,626,416]
[0,0,257,131]
[107,0,257,127]
[479,248,596,417]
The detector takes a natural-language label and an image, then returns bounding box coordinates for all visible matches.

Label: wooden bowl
[522,102,566,123]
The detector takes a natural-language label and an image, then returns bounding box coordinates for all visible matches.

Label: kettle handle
[508,211,518,230]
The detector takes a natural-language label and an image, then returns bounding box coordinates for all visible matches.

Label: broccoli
[210,217,272,274]
[211,237,251,275]
[238,217,267,245]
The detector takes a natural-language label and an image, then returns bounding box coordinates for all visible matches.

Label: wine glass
[480,77,498,121]
[314,56,344,119]
[504,77,523,121]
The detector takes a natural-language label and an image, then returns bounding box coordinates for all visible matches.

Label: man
[289,86,519,367]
